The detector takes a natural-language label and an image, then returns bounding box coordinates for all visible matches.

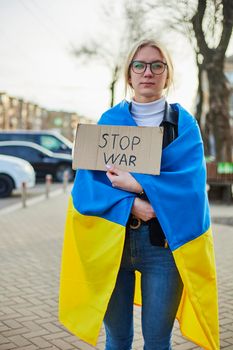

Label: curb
[0,186,71,216]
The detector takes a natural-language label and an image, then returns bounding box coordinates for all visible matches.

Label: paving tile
[0,343,17,350]
[50,338,74,349]
[2,327,29,337]
[16,346,39,350]
[0,335,9,344]
[8,335,31,347]
[30,337,53,348]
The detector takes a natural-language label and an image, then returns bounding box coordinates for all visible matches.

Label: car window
[0,145,16,156]
[40,135,66,152]
[0,134,36,142]
[0,134,11,141]
[0,145,43,162]
[15,146,43,162]
[18,134,36,142]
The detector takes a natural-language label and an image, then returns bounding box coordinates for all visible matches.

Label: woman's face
[129,45,168,103]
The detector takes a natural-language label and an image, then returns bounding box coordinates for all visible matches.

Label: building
[0,92,95,141]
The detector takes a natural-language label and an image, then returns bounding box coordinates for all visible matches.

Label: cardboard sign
[72,124,163,175]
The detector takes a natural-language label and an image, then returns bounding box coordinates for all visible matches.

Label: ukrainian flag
[59,101,219,349]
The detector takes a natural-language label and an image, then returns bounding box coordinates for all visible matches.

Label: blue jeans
[104,224,183,350]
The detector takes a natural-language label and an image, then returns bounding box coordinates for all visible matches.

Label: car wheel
[55,164,73,182]
[0,174,14,198]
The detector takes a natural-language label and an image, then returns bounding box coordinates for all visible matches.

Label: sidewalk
[0,192,232,350]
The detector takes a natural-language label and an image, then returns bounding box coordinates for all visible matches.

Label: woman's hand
[106,165,143,193]
[131,197,156,222]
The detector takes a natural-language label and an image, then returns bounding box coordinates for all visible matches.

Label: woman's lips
[140,82,154,86]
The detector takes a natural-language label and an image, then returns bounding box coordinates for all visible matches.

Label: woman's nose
[144,65,153,76]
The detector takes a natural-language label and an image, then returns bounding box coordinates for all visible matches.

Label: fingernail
[106,164,112,169]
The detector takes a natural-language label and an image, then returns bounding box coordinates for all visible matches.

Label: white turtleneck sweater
[131,97,166,127]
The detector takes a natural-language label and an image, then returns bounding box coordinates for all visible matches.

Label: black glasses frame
[130,60,168,75]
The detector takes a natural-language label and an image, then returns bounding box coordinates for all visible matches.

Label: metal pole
[45,174,52,199]
[63,170,69,193]
[21,182,27,208]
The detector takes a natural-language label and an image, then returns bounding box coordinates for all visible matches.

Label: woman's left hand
[106,165,143,193]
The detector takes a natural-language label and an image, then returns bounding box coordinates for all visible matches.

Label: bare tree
[188,0,233,161]
[72,0,148,107]
[147,0,233,161]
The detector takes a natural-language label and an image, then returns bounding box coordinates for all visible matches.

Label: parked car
[0,141,74,182]
[0,154,35,198]
[0,130,73,154]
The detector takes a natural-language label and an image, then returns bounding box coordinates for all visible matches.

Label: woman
[59,39,219,350]
[103,41,183,350]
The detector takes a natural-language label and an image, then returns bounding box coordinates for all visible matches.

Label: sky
[0,0,233,122]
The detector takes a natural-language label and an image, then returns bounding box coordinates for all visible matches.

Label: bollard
[45,174,53,199]
[63,170,69,193]
[21,182,27,208]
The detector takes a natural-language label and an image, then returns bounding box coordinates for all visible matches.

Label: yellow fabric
[173,227,219,350]
[59,198,125,345]
[134,271,142,305]
[59,199,219,349]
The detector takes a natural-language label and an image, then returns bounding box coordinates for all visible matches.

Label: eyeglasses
[130,60,167,75]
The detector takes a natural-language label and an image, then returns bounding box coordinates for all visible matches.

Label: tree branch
[217,0,233,56]
[191,0,212,57]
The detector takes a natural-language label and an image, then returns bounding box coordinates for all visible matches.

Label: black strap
[161,103,178,149]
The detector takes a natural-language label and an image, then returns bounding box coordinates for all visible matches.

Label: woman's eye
[134,63,145,69]
[152,63,163,69]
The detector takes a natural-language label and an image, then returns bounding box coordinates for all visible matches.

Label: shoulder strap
[162,103,178,148]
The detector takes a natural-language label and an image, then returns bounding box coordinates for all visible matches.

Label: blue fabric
[132,104,210,250]
[104,224,183,350]
[72,101,137,226]
[98,100,137,126]
[72,169,135,226]
[72,100,210,251]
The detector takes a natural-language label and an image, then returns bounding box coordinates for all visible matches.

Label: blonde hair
[124,38,174,97]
